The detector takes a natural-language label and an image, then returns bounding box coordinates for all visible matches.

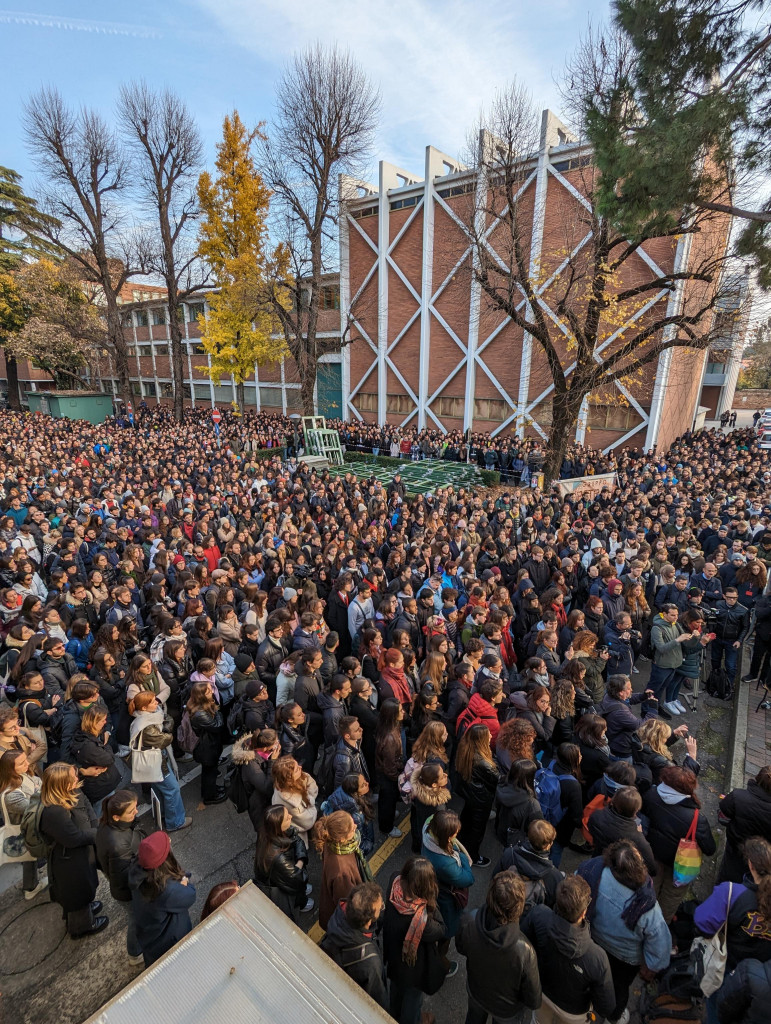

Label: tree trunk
[5,352,20,410]
[236,379,245,415]
[167,307,186,423]
[543,392,581,487]
[106,306,132,403]
[300,347,317,414]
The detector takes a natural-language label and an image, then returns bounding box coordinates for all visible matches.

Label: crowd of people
[1,403,771,1024]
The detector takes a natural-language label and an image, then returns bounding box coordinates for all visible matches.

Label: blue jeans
[649,663,676,702]
[151,767,186,829]
[390,984,424,1024]
[549,841,564,866]
[712,640,739,679]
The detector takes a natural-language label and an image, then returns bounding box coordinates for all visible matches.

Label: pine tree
[196,112,288,412]
[0,166,59,272]
[586,1,771,285]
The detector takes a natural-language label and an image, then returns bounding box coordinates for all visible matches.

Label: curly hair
[496,717,536,763]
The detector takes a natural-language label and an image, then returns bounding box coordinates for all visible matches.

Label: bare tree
[262,44,380,413]
[118,82,207,422]
[459,32,742,483]
[23,87,138,402]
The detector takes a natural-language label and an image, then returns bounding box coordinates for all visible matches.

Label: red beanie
[138,831,171,869]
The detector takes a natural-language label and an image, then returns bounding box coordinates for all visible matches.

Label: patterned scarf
[329,831,374,884]
[389,875,428,966]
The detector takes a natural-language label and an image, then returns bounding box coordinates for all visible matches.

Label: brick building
[340,109,747,452]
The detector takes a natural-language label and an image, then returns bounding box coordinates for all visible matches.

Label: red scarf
[389,875,428,965]
[380,665,413,706]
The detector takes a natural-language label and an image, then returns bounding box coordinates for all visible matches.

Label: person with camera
[710,587,750,686]
[603,613,635,678]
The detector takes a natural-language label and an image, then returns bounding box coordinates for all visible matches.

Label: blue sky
[1,0,611,189]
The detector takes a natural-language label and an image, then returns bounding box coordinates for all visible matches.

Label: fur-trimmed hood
[231,731,258,766]
[410,766,451,807]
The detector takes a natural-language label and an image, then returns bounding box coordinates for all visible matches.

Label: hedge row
[341,450,500,487]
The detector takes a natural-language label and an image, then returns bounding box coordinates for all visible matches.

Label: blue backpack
[534,760,573,825]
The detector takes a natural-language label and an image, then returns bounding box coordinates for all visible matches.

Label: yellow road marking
[307,812,410,943]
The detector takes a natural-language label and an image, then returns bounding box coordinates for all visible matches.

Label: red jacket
[457,692,500,748]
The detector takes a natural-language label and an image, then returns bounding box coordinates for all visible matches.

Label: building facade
[340,109,744,453]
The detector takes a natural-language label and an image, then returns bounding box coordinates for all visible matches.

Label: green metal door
[317,362,342,419]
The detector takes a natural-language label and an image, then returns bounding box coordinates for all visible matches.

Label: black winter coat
[39,652,79,696]
[642,788,716,866]
[456,756,499,836]
[348,694,378,776]
[382,872,447,993]
[255,636,287,700]
[95,818,146,901]
[587,805,657,875]
[70,728,123,804]
[40,794,99,913]
[719,779,771,881]
[523,904,614,1018]
[456,906,542,1017]
[231,733,275,832]
[494,781,543,845]
[129,859,196,966]
[494,840,564,905]
[717,956,771,1024]
[320,903,388,1008]
[577,742,611,796]
[190,707,224,766]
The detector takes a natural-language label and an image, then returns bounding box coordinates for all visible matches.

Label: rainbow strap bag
[673,809,702,887]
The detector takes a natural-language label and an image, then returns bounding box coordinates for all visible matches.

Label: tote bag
[0,790,35,866]
[673,809,702,887]
[691,881,733,996]
[130,726,164,784]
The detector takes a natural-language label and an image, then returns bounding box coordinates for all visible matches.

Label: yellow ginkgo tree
[196,111,290,412]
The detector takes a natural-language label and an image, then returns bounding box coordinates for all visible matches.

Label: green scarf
[329,831,373,882]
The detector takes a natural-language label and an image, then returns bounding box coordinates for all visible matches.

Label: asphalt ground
[0,657,736,1024]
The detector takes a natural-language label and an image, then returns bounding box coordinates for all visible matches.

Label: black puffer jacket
[70,728,123,803]
[38,651,79,695]
[523,904,615,1019]
[95,818,147,901]
[255,636,287,700]
[190,707,224,766]
[494,780,543,845]
[712,600,750,643]
[455,756,499,828]
[456,905,541,1018]
[642,786,716,866]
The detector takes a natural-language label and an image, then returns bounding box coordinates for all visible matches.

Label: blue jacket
[603,621,633,677]
[580,865,670,971]
[129,859,196,966]
[421,817,475,937]
[66,633,95,670]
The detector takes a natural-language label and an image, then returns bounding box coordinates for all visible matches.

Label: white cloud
[195,0,587,174]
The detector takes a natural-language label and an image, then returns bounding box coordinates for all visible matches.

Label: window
[352,391,377,413]
[152,308,167,326]
[189,343,206,355]
[436,182,475,200]
[132,290,141,302]
[138,345,152,358]
[352,205,377,220]
[121,312,133,328]
[551,155,591,173]
[193,384,212,401]
[706,362,727,375]
[176,305,185,322]
[135,310,149,328]
[286,389,303,412]
[389,195,419,212]
[319,285,340,310]
[130,380,141,396]
[586,403,642,431]
[188,302,205,322]
[142,381,158,398]
[155,345,169,356]
[386,394,413,415]
[436,396,464,419]
[474,397,508,421]
[260,387,283,408]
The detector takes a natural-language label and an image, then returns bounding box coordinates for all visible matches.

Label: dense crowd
[1,404,771,1024]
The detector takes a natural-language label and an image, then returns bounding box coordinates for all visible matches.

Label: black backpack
[705,666,732,700]
[225,762,250,814]
[317,743,337,798]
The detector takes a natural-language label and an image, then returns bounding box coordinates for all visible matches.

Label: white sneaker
[305,883,313,896]
[664,701,681,715]
[300,897,315,913]
[632,666,640,674]
[674,700,688,714]
[387,827,402,839]
[611,1010,630,1024]
[24,875,49,900]
[127,953,144,967]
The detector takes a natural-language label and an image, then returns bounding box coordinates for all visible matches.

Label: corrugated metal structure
[84,882,392,1024]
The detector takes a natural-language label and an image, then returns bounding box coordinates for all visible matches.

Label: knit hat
[282,587,297,602]
[234,653,254,674]
[607,579,623,595]
[137,831,171,869]
[490,566,501,576]
[244,678,267,698]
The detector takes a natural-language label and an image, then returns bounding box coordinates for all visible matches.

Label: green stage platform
[330,455,488,494]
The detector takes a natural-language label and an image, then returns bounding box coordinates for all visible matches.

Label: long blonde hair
[412,721,448,764]
[637,718,673,759]
[272,756,312,805]
[41,762,79,809]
